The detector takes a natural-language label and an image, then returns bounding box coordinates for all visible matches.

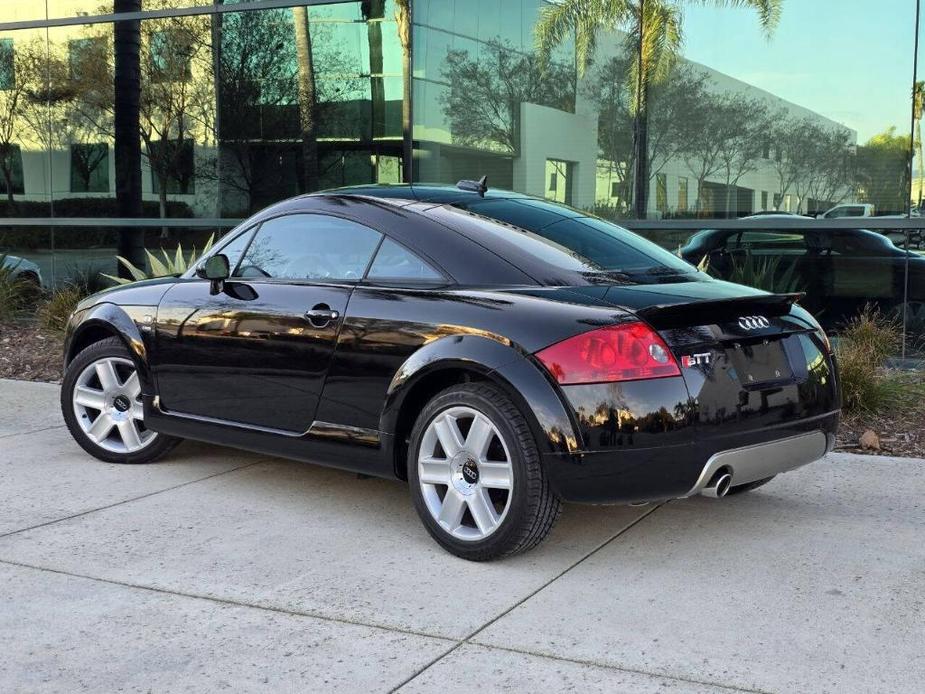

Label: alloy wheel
[418,405,514,541]
[72,357,156,454]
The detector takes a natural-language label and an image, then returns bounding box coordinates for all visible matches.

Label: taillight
[536,322,681,385]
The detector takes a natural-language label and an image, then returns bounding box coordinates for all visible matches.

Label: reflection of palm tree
[395,0,412,180]
[293,6,319,192]
[534,0,781,218]
[113,0,145,277]
[913,81,924,208]
[362,1,386,139]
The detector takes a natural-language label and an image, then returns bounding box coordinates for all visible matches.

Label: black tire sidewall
[61,337,179,464]
[407,383,545,560]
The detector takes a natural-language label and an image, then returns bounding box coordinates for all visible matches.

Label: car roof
[327,183,534,204]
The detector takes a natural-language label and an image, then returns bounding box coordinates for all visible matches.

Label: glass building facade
[0,0,923,354]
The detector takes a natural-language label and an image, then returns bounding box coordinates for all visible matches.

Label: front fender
[65,303,154,392]
[380,334,581,455]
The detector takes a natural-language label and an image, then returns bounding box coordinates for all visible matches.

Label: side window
[234,214,381,281]
[366,238,443,282]
[212,226,256,273]
[738,231,807,254]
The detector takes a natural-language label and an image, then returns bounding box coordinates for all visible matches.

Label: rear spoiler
[636,293,804,330]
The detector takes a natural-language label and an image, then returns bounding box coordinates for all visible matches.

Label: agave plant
[699,249,802,294]
[104,234,214,286]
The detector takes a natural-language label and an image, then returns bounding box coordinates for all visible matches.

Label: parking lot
[1,377,923,693]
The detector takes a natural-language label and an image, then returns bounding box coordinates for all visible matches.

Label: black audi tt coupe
[61,182,840,560]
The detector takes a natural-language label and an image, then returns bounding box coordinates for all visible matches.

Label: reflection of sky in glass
[682,0,916,143]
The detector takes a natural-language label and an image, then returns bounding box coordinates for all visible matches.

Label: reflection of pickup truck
[818,203,875,219]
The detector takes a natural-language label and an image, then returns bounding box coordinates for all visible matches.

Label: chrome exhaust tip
[701,472,733,498]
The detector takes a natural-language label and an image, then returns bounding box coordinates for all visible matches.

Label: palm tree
[293,6,319,193]
[113,0,145,277]
[395,0,412,182]
[535,0,782,218]
[913,80,924,208]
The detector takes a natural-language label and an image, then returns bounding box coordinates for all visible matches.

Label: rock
[859,429,880,451]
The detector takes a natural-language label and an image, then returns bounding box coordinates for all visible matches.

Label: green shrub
[38,284,92,332]
[836,306,911,414]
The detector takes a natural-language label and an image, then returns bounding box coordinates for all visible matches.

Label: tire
[407,382,561,561]
[726,475,776,495]
[61,337,181,464]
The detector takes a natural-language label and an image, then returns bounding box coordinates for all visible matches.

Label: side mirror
[197,254,229,294]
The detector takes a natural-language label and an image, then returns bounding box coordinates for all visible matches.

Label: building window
[545,159,573,204]
[0,143,25,196]
[761,191,769,210]
[610,181,620,198]
[68,37,106,82]
[150,29,193,83]
[0,39,14,91]
[70,143,109,193]
[149,139,195,195]
[678,177,688,212]
[773,193,782,210]
[656,173,667,214]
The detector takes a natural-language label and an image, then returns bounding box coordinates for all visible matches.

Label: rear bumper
[684,429,834,496]
[543,410,839,504]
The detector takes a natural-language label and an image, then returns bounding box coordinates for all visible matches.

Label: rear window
[539,217,696,274]
[463,198,584,230]
[452,204,697,276]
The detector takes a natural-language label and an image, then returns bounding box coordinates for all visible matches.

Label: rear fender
[380,334,582,456]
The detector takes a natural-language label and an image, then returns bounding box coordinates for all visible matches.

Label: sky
[680,0,919,143]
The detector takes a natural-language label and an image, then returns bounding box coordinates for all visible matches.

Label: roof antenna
[456,175,488,197]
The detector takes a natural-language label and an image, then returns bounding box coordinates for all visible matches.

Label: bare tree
[714,96,770,216]
[680,93,729,215]
[440,39,574,154]
[0,38,49,205]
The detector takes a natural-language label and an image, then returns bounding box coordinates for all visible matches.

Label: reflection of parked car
[818,203,874,219]
[679,227,925,334]
[1,254,43,286]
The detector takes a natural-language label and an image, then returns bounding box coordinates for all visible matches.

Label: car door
[153,213,383,433]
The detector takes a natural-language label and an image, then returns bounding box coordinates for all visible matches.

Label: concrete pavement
[1,378,923,693]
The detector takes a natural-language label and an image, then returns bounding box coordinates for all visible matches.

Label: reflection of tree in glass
[238,236,285,278]
[768,115,855,214]
[856,128,912,216]
[588,57,710,215]
[219,7,364,213]
[440,39,575,154]
[0,38,68,205]
[914,81,924,208]
[535,0,782,217]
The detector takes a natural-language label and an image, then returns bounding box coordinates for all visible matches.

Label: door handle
[305,305,340,327]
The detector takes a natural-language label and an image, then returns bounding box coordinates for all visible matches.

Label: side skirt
[144,397,396,479]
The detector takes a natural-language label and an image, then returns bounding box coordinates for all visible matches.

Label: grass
[836,306,925,415]
[36,266,108,333]
[0,254,40,323]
